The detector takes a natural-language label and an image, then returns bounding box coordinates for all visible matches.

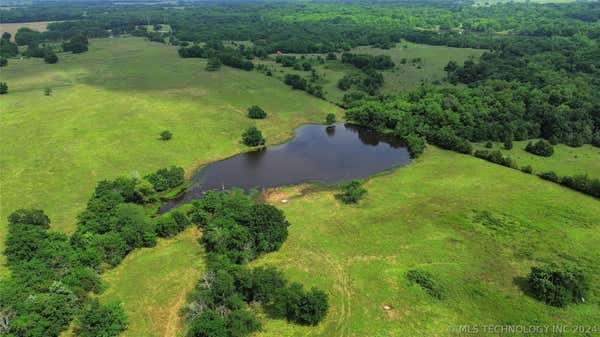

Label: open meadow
[0,21,54,40]
[253,146,600,336]
[0,37,341,275]
[255,42,485,105]
[473,141,600,179]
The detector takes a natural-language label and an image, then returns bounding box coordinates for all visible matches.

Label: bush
[44,50,58,64]
[75,300,127,337]
[336,180,367,204]
[485,141,493,148]
[527,263,588,307]
[242,127,265,147]
[0,82,7,94]
[525,139,554,157]
[403,134,426,158]
[247,105,267,119]
[0,57,7,67]
[206,57,222,71]
[160,130,173,141]
[474,150,517,168]
[406,269,444,299]
[429,128,472,154]
[145,166,185,191]
[520,165,533,174]
[271,283,329,326]
[325,113,336,125]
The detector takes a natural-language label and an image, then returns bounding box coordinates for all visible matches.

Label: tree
[44,50,58,64]
[0,82,7,95]
[242,127,265,147]
[525,139,553,157]
[44,87,52,96]
[206,57,221,71]
[335,180,367,204]
[0,57,7,67]
[187,311,227,337]
[527,263,588,307]
[225,310,261,337]
[160,130,172,141]
[325,113,336,125]
[75,300,127,337]
[247,105,267,119]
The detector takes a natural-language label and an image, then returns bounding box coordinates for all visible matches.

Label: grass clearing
[351,42,485,93]
[474,141,600,179]
[0,21,55,40]
[0,37,341,275]
[97,227,204,337]
[256,42,485,105]
[252,146,600,336]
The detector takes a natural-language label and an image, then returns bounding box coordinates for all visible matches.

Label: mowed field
[474,141,600,179]
[0,21,54,40]
[253,146,600,337]
[256,41,485,105]
[352,42,485,93]
[0,37,341,275]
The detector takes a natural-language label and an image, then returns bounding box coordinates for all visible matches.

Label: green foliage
[525,140,554,157]
[184,190,327,335]
[406,269,445,300]
[247,105,267,119]
[325,113,336,125]
[75,299,127,337]
[145,166,185,192]
[403,134,426,158]
[336,180,367,204]
[160,130,173,141]
[0,57,7,67]
[527,264,588,307]
[474,150,517,169]
[520,165,533,174]
[538,172,600,199]
[206,57,222,71]
[241,127,265,147]
[44,50,58,64]
[62,34,89,54]
[0,82,7,95]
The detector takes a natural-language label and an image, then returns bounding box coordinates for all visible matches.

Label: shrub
[406,269,444,299]
[403,134,426,158]
[44,50,58,64]
[75,300,127,337]
[145,166,184,191]
[336,180,367,204]
[271,283,328,326]
[474,150,517,168]
[44,87,52,96]
[160,130,173,141]
[0,82,7,94]
[527,263,588,307]
[0,57,7,67]
[520,165,533,174]
[325,113,336,125]
[485,141,493,148]
[247,105,267,119]
[206,57,222,71]
[242,127,265,147]
[525,139,554,157]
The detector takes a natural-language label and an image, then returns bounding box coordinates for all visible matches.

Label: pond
[160,123,410,212]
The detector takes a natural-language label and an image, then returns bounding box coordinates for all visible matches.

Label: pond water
[159,123,410,212]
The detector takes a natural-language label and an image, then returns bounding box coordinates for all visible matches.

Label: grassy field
[351,42,485,93]
[250,146,600,337]
[0,37,341,275]
[256,42,485,105]
[98,227,204,337]
[473,141,600,179]
[0,21,55,40]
